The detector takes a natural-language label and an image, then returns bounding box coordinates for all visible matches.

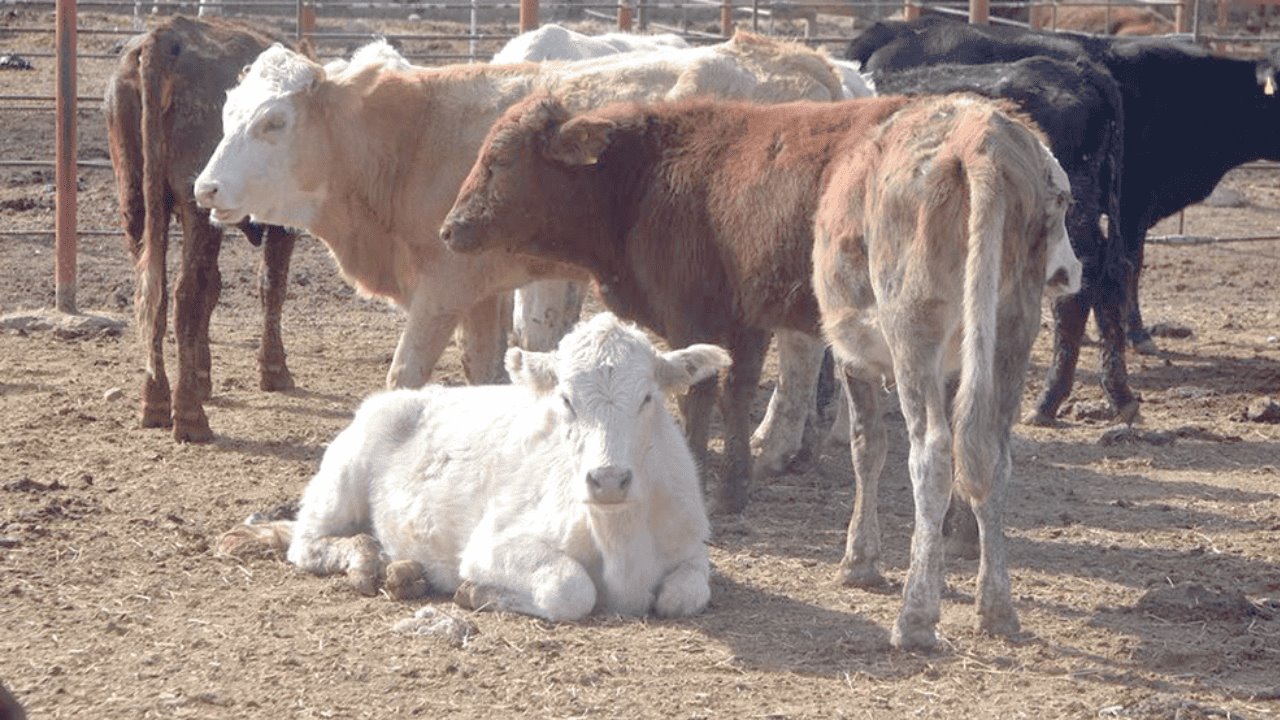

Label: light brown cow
[194,32,843,466]
[1029,3,1174,35]
[105,16,299,442]
[439,92,1080,648]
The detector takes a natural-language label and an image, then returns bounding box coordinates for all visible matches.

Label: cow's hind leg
[170,205,222,442]
[887,337,951,651]
[1093,282,1139,423]
[970,302,1038,639]
[459,293,512,384]
[1124,237,1158,355]
[136,211,173,430]
[257,226,296,391]
[836,367,890,590]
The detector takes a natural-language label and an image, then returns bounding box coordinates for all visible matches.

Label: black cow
[870,56,1131,425]
[850,18,1280,423]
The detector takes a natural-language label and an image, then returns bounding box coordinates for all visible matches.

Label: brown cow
[105,16,300,442]
[440,93,1080,648]
[1029,4,1174,35]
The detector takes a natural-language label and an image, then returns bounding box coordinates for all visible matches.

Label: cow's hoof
[259,367,295,392]
[890,621,939,652]
[1114,400,1141,425]
[173,415,213,443]
[385,560,430,601]
[140,404,173,429]
[1021,408,1058,427]
[214,522,290,559]
[710,491,748,515]
[1131,337,1160,356]
[977,607,1021,638]
[838,562,891,591]
[348,568,382,597]
[453,580,483,610]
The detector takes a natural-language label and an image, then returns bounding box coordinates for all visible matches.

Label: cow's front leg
[751,329,825,476]
[387,281,462,389]
[716,329,769,514]
[458,538,596,621]
[654,558,711,618]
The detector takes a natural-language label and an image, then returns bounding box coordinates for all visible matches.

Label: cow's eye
[560,394,576,418]
[261,115,286,134]
[639,393,653,412]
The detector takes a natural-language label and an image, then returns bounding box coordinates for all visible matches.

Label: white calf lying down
[225,313,728,621]
[492,23,688,64]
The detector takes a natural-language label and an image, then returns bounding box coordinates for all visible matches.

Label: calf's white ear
[547,116,617,166]
[656,345,732,392]
[506,348,559,394]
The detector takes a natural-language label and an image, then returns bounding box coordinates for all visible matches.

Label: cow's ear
[546,116,616,166]
[656,344,732,392]
[506,348,559,394]
[296,37,318,61]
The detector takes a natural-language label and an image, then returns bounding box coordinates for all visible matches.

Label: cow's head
[440,94,615,256]
[194,44,329,229]
[1039,146,1082,298]
[509,312,729,508]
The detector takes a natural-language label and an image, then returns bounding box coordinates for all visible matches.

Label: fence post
[969,0,989,23]
[904,1,921,21]
[55,0,77,314]
[618,0,633,30]
[520,0,539,32]
[721,0,732,35]
[296,0,315,45]
[1175,0,1191,32]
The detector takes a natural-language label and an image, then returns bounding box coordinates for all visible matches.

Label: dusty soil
[2,9,1279,719]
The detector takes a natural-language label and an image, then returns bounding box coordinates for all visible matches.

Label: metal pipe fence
[4,0,1280,309]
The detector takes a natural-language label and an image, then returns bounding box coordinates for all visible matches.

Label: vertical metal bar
[55,0,77,314]
[470,0,478,61]
[904,1,921,21]
[520,0,538,33]
[618,0,633,30]
[751,0,758,32]
[969,0,989,24]
[638,0,649,30]
[296,0,315,45]
[721,0,732,37]
[1175,0,1191,33]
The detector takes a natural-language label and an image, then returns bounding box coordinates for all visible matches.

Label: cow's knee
[654,564,710,618]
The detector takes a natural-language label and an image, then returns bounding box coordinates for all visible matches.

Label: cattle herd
[98,12,1280,654]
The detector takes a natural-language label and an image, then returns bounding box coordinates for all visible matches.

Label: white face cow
[194,44,328,228]
[1040,145,1082,298]
[509,312,729,507]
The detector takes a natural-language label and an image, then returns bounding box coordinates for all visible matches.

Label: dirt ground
[2,9,1279,720]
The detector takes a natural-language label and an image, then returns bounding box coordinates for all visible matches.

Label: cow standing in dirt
[440,91,1080,647]
[106,16,299,442]
[194,34,845,475]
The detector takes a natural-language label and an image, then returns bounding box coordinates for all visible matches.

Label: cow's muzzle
[586,466,633,506]
[439,214,482,253]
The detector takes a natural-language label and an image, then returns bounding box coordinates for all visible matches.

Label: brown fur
[441,92,1075,649]
[105,16,300,442]
[1030,4,1175,35]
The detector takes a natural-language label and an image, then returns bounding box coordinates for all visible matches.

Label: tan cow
[439,92,1080,647]
[194,32,843,469]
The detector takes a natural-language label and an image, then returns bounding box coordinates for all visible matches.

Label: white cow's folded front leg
[653,557,711,618]
[459,538,597,621]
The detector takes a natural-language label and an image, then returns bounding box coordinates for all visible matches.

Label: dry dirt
[2,9,1280,720]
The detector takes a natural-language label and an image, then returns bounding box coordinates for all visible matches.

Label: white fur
[283,313,726,621]
[492,23,688,64]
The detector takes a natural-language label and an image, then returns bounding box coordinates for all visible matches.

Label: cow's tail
[951,148,1004,505]
[136,35,170,377]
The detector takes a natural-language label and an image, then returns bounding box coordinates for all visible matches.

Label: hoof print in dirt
[1131,582,1262,623]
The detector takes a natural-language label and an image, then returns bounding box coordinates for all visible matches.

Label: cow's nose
[440,215,477,252]
[194,179,219,209]
[586,466,633,505]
